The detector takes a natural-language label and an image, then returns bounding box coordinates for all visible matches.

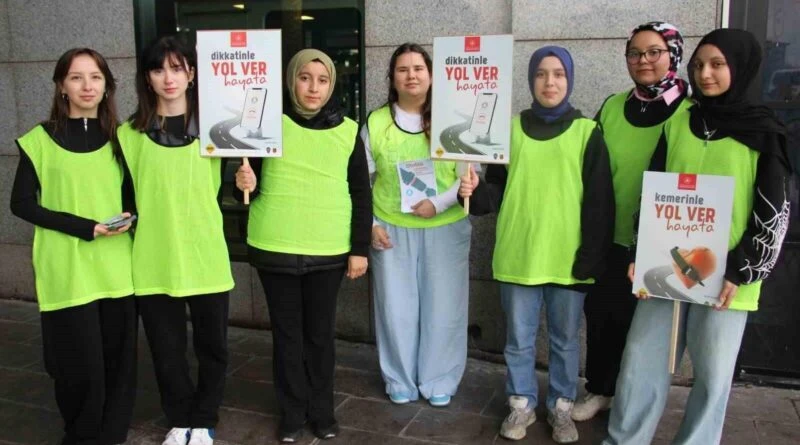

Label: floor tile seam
[794,399,800,420]
[333,395,350,411]
[225,355,257,377]
[0,395,58,413]
[219,404,281,420]
[0,363,45,374]
[479,388,500,417]
[339,424,451,444]
[0,315,39,324]
[397,405,425,439]
[725,413,800,425]
[750,419,763,445]
[336,392,506,421]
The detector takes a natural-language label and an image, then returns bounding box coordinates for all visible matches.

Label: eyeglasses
[625,48,669,64]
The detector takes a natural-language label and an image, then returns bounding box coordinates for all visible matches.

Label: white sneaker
[162,428,191,445]
[187,428,214,445]
[548,398,579,444]
[499,395,537,440]
[571,392,612,421]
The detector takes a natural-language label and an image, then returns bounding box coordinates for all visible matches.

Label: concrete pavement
[0,299,798,445]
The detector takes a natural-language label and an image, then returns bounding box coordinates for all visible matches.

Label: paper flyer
[632,172,735,306]
[196,30,282,157]
[431,35,512,164]
[397,159,438,213]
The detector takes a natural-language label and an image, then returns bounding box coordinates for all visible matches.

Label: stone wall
[0,0,720,376]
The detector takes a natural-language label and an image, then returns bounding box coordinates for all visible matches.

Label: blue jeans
[603,298,748,445]
[371,217,471,400]
[501,283,586,410]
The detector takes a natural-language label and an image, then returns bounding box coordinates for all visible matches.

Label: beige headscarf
[286,49,336,119]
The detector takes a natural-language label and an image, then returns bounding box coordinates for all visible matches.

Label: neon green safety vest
[118,122,233,297]
[18,125,134,311]
[493,116,597,286]
[368,106,465,228]
[599,91,691,246]
[664,111,761,311]
[248,115,356,255]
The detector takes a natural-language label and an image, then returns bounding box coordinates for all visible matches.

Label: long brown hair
[49,48,121,161]
[130,36,197,132]
[386,43,432,139]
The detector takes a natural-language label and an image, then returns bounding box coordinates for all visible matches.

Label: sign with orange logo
[431,34,512,164]
[632,172,734,306]
[196,30,283,158]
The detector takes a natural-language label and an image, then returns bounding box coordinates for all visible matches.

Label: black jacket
[638,109,791,286]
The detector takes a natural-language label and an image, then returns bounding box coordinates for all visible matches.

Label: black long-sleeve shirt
[10,119,134,241]
[642,110,791,286]
[234,102,372,271]
[466,109,615,286]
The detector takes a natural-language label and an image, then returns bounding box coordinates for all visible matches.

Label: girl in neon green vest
[459,46,614,443]
[363,43,471,411]
[10,48,137,445]
[235,49,371,443]
[121,36,233,445]
[576,21,691,422]
[604,29,791,445]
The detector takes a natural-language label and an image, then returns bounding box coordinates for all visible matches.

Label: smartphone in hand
[103,214,137,231]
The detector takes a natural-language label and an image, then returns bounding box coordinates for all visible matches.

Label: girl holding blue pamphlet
[363,43,471,410]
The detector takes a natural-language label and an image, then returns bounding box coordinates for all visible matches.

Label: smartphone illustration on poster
[240,87,268,130]
[469,92,498,137]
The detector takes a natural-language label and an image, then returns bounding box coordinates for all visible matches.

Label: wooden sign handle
[463,162,471,215]
[668,300,682,374]
[243,157,251,205]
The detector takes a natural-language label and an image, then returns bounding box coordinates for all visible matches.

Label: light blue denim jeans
[370,217,471,400]
[501,283,586,411]
[603,297,748,445]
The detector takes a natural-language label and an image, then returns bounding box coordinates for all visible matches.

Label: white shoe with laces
[499,395,537,440]
[571,392,612,421]
[187,428,214,445]
[162,428,191,445]
[548,397,579,444]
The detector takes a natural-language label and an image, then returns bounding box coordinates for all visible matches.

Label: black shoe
[312,422,340,440]
[279,428,303,443]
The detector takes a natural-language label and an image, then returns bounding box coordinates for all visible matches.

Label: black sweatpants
[41,296,138,445]
[138,292,229,428]
[257,268,345,433]
[583,244,639,397]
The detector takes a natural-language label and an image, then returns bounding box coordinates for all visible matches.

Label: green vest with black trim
[368,106,465,228]
[493,116,596,286]
[248,114,356,255]
[118,122,234,297]
[18,125,134,311]
[599,91,691,246]
[663,112,761,311]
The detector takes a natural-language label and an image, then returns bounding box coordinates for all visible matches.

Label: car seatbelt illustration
[670,246,705,287]
[400,168,437,197]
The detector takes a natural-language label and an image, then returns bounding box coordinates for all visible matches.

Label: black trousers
[41,296,138,445]
[138,292,229,428]
[257,268,344,433]
[583,244,639,397]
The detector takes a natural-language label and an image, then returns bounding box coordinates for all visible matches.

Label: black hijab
[688,29,789,167]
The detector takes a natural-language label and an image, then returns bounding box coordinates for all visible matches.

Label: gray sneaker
[547,398,579,443]
[499,396,537,440]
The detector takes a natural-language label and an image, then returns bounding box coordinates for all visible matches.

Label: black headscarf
[688,29,789,167]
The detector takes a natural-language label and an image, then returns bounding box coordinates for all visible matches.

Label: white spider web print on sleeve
[739,187,790,283]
